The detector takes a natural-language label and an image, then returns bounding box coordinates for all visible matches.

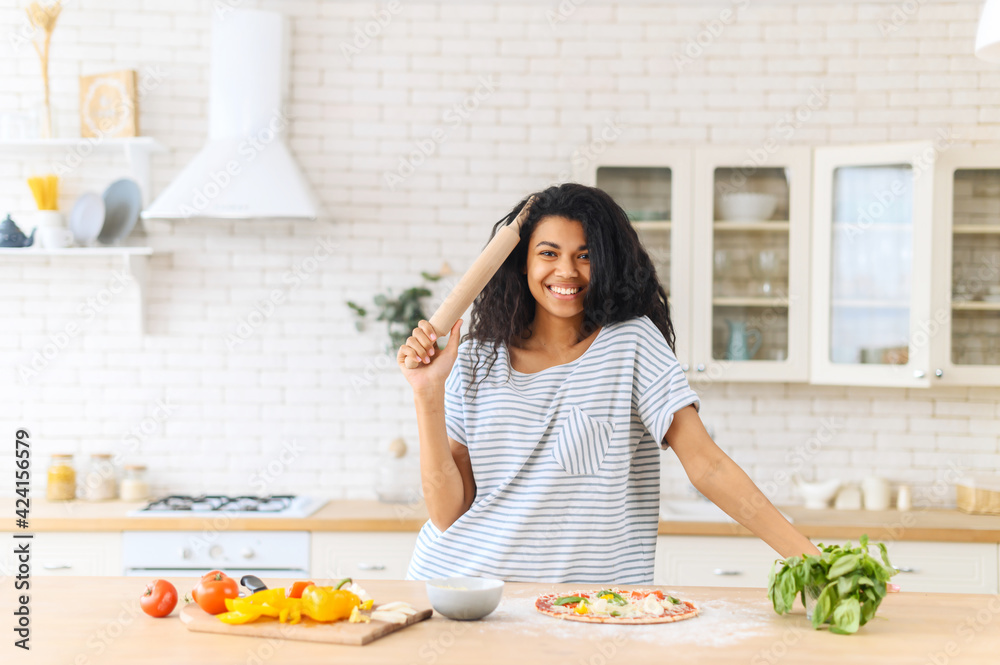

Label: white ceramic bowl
[425,576,504,620]
[717,192,779,221]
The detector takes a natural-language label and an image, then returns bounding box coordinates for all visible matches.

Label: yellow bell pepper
[218,609,264,625]
[574,602,589,614]
[361,599,374,611]
[300,586,361,623]
[279,599,302,625]
[348,605,370,624]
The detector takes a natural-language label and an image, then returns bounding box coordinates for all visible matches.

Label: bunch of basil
[767,534,897,634]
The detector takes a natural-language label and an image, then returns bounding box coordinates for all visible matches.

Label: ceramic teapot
[0,214,35,248]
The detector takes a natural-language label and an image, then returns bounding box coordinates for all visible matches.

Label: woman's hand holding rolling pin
[397,319,463,395]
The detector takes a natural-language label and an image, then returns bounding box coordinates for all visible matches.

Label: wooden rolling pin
[403,196,536,369]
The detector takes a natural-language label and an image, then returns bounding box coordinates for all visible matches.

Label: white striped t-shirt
[405,315,700,584]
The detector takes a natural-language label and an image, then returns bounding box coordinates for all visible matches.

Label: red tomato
[286,581,315,599]
[140,579,178,618]
[192,572,239,615]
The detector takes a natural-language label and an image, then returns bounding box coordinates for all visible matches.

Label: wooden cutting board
[179,603,433,646]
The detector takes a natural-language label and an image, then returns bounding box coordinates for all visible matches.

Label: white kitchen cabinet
[930,148,1000,385]
[811,142,935,387]
[581,146,810,383]
[881,541,999,595]
[26,532,122,576]
[690,146,812,383]
[654,535,782,588]
[578,147,695,372]
[310,532,418,581]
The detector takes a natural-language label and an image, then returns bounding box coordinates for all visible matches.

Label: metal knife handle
[240,574,268,594]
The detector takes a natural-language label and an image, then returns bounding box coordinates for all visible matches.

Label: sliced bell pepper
[218,609,264,625]
[287,581,315,599]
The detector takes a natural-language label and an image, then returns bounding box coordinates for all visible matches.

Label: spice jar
[46,454,76,501]
[81,453,118,501]
[119,465,150,502]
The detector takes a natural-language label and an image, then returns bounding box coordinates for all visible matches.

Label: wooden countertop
[9,498,1000,542]
[13,577,1000,664]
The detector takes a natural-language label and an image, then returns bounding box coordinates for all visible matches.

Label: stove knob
[209,545,224,559]
[241,548,255,560]
[180,548,191,560]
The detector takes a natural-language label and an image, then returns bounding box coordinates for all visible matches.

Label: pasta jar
[119,465,150,502]
[46,454,76,501]
[81,453,118,501]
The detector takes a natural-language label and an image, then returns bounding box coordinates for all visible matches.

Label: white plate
[68,192,105,246]
[99,179,142,245]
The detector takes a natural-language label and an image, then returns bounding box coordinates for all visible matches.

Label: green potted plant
[347,270,444,353]
[768,534,897,634]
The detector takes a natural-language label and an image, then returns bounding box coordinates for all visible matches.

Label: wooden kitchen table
[7,577,999,664]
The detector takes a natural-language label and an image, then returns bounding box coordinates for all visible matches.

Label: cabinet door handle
[934,369,943,378]
[696,364,706,372]
[913,370,926,379]
[356,563,386,571]
[895,566,919,574]
[681,364,690,372]
[43,563,72,570]
[712,568,742,576]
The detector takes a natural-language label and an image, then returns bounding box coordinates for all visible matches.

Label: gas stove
[127,494,323,518]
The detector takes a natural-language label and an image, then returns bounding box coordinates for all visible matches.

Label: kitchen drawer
[655,536,781,588]
[879,541,999,595]
[311,532,418,581]
[32,532,122,576]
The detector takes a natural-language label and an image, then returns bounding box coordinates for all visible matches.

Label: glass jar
[81,453,118,501]
[46,454,76,501]
[119,465,150,502]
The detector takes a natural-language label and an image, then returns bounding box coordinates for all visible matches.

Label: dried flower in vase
[25,1,64,139]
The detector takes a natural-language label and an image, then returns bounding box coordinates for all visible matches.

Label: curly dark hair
[463,183,676,395]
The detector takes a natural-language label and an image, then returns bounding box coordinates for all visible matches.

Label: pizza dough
[535,588,699,625]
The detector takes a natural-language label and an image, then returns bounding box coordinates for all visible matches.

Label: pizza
[534,588,698,624]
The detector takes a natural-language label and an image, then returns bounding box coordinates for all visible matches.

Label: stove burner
[142,494,298,513]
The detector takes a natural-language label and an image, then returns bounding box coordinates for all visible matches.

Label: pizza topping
[596,590,628,606]
[641,594,665,616]
[553,595,586,606]
[667,595,680,604]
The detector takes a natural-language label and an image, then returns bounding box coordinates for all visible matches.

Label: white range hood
[143,9,318,220]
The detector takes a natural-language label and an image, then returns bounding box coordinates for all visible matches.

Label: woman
[398,183,819,583]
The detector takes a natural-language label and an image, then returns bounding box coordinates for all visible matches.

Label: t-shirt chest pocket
[551,406,614,476]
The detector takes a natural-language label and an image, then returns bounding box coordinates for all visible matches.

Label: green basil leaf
[832,597,861,634]
[667,596,680,604]
[553,596,586,606]
[828,553,860,579]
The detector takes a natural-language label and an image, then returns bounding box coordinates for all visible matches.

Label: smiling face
[523,215,591,323]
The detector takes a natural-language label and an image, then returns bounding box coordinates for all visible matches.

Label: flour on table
[472,595,772,647]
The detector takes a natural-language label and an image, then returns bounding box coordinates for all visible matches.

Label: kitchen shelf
[832,298,910,309]
[952,300,1000,311]
[0,137,166,206]
[712,221,790,231]
[952,225,1000,234]
[0,246,156,333]
[713,296,790,307]
[631,220,671,230]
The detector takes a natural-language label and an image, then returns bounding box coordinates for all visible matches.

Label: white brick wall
[0,0,997,507]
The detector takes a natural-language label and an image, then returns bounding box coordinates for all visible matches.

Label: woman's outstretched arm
[664,405,820,558]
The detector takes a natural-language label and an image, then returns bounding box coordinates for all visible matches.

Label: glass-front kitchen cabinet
[931,148,1000,386]
[576,148,695,372]
[578,146,811,383]
[691,147,812,383]
[810,142,935,387]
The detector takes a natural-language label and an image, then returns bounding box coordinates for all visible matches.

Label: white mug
[861,476,891,511]
[38,227,73,249]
